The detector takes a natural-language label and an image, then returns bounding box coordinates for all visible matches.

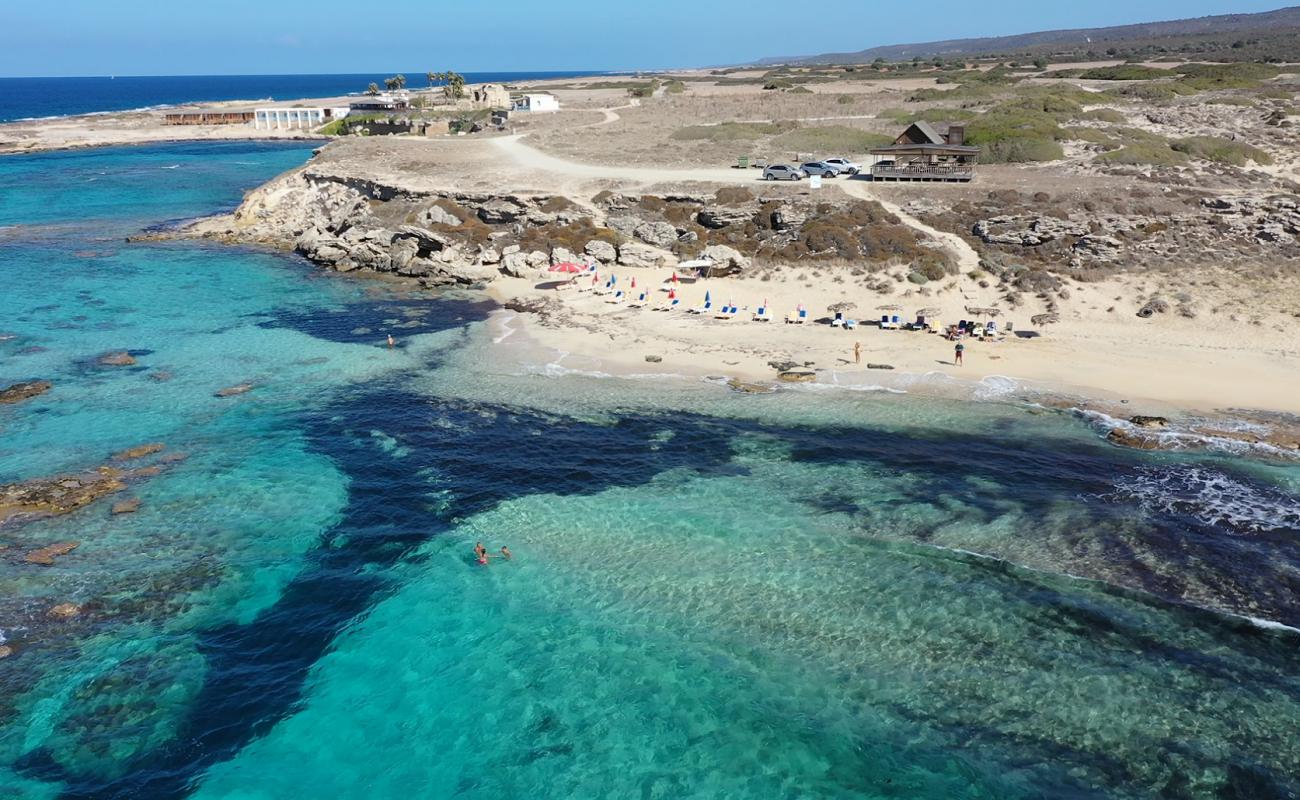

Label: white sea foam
[1108,465,1300,533]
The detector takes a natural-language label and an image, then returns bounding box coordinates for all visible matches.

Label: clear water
[1,143,1298,800]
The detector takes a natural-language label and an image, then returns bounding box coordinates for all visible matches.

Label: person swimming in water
[473,541,488,565]
[500,546,512,560]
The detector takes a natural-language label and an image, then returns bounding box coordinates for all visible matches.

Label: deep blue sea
[0,72,601,122]
[1,141,1299,799]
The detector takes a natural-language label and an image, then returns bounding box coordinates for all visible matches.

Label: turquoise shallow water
[1,143,1299,799]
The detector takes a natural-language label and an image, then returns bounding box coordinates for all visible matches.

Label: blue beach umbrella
[704,289,711,304]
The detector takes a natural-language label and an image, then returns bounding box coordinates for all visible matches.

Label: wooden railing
[871,164,975,181]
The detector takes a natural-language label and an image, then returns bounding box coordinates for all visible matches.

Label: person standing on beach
[954,341,965,366]
[853,342,862,365]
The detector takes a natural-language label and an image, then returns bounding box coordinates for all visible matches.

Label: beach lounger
[627,292,647,308]
[845,318,857,330]
[688,301,712,315]
[785,308,808,324]
[879,315,897,330]
[714,305,736,319]
[831,312,845,328]
[606,290,625,304]
[752,306,771,322]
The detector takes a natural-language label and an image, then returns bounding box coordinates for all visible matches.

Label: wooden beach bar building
[869,122,980,182]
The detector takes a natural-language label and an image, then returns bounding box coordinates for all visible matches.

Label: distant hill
[756,6,1300,65]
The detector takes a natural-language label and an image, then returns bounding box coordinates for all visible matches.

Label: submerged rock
[214,383,254,398]
[25,541,80,565]
[48,602,82,619]
[111,443,165,462]
[726,378,774,394]
[777,370,817,383]
[97,351,137,367]
[1129,415,1169,429]
[111,498,141,515]
[0,468,127,523]
[1106,428,1162,450]
[0,380,52,404]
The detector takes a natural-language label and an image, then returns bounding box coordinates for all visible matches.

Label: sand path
[491,134,762,185]
[493,134,984,273]
[838,180,982,273]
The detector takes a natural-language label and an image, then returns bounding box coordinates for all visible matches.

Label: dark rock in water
[25,541,80,565]
[48,602,82,619]
[0,380,52,404]
[97,351,137,367]
[0,645,12,659]
[0,468,127,524]
[726,378,774,394]
[867,363,895,370]
[1106,428,1161,450]
[158,452,189,464]
[215,383,254,398]
[150,371,174,383]
[777,370,816,383]
[1129,415,1168,429]
[504,296,555,315]
[111,498,141,515]
[111,443,165,462]
[644,355,663,363]
[768,360,799,372]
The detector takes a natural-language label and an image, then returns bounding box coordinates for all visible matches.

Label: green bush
[1171,136,1273,166]
[664,80,686,94]
[1175,62,1280,90]
[771,126,893,153]
[965,109,1066,162]
[1078,65,1174,80]
[837,94,855,105]
[1096,142,1189,166]
[1077,108,1127,124]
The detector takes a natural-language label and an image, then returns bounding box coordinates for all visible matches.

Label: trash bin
[737,156,750,169]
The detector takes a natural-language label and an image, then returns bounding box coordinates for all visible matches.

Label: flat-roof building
[513,93,560,113]
[253,107,347,130]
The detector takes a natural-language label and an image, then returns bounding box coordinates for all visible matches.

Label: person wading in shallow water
[474,541,488,565]
[387,334,396,348]
[954,341,965,366]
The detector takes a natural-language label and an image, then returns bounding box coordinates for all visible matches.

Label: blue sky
[0,0,1287,77]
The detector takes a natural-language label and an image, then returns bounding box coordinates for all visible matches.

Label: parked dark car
[800,161,842,178]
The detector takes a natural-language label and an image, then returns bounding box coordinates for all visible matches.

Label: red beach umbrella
[668,288,676,299]
[549,262,584,274]
[631,276,637,288]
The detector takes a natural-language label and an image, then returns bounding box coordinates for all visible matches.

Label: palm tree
[365,82,380,96]
[443,71,466,100]
[426,71,443,88]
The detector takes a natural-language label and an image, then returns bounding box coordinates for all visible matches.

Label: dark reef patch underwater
[1,142,1298,800]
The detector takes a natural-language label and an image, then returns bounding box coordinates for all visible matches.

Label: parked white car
[822,157,862,175]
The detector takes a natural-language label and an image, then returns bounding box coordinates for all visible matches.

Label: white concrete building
[514,94,560,113]
[253,107,349,130]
